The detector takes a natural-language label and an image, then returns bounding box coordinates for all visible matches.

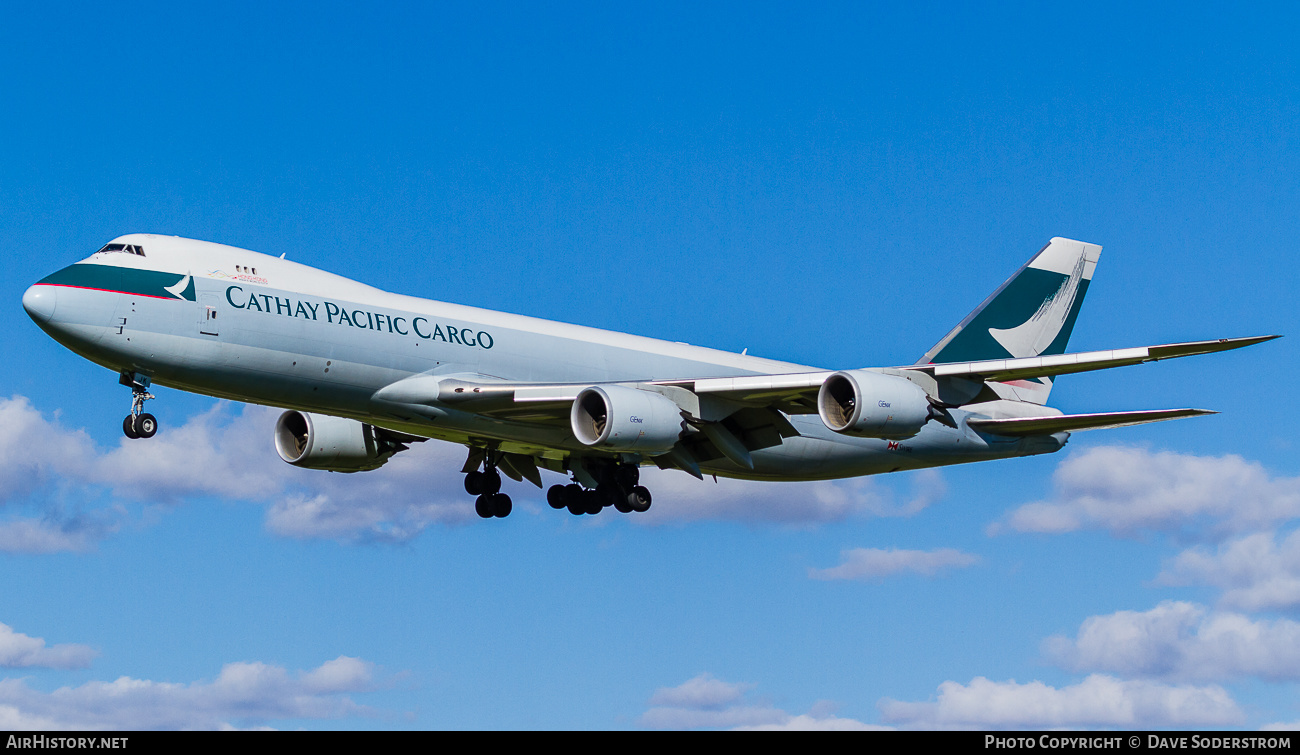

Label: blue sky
[1,1,1298,729]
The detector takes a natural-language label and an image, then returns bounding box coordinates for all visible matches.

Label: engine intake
[570,385,684,454]
[817,370,932,440]
[274,411,401,472]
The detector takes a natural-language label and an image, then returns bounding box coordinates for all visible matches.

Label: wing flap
[967,408,1216,436]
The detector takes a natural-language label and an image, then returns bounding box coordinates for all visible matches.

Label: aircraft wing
[966,408,1217,436]
[371,336,1276,421]
[373,374,578,423]
[649,372,831,414]
[369,372,816,474]
[372,371,835,419]
[903,335,1278,384]
[368,334,1275,470]
[645,335,1278,413]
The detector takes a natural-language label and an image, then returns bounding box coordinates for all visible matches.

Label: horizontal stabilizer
[908,335,1279,384]
[967,408,1217,437]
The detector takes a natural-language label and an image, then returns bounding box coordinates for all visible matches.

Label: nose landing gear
[119,371,158,440]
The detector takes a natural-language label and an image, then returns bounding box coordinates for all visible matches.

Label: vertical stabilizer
[917,237,1102,404]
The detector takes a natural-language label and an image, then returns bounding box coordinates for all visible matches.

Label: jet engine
[274,411,402,472]
[817,370,932,440]
[570,385,685,455]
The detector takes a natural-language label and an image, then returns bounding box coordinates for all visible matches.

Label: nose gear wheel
[120,372,158,439]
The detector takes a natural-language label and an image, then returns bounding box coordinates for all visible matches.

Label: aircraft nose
[22,285,57,324]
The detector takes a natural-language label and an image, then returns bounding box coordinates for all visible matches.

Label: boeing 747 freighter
[21,235,1276,519]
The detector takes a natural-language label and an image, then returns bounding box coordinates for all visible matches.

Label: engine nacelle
[570,385,684,455]
[817,370,932,440]
[274,411,399,472]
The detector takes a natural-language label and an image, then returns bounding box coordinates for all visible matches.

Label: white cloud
[809,547,979,581]
[0,624,95,670]
[641,674,885,730]
[0,397,97,501]
[89,403,286,504]
[991,446,1300,538]
[94,402,479,541]
[0,655,380,730]
[259,432,478,542]
[0,516,121,555]
[879,674,1243,729]
[640,702,790,730]
[1157,530,1300,612]
[637,468,945,526]
[0,396,952,546]
[647,673,750,709]
[734,712,889,731]
[299,656,375,694]
[0,398,477,547]
[1043,601,1300,682]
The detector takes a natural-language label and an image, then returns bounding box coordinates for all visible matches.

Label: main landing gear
[119,371,158,440]
[546,462,651,517]
[465,460,512,519]
[463,453,653,521]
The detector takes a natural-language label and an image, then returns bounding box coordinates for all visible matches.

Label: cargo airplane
[21,235,1276,519]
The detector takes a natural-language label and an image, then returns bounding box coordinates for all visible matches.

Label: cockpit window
[95,243,146,257]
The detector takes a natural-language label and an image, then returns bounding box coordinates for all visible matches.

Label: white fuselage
[22,234,1057,481]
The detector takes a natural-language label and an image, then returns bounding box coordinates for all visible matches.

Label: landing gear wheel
[564,485,585,515]
[491,493,512,518]
[614,495,634,514]
[481,469,502,495]
[121,373,156,439]
[583,489,603,516]
[596,484,621,511]
[615,464,640,490]
[465,471,485,496]
[547,485,567,509]
[630,486,652,513]
[475,494,494,519]
[133,413,157,439]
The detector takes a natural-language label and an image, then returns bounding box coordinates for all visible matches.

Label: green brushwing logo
[930,268,1089,364]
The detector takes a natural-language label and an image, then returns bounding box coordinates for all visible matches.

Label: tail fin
[917,237,1102,405]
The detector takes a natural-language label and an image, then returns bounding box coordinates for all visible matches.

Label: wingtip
[1214,334,1283,350]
